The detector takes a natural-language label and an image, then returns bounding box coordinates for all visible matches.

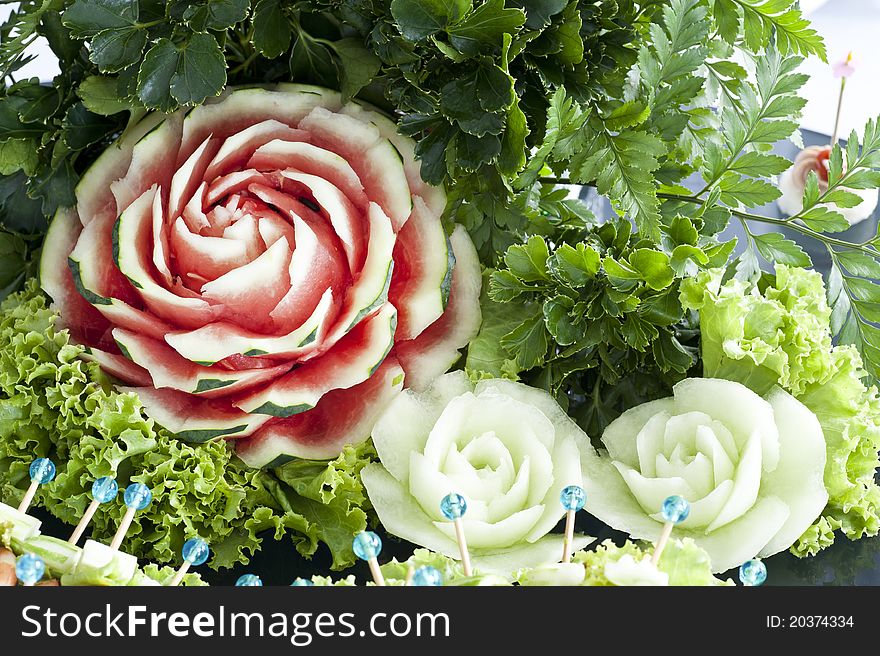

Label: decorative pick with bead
[16,553,45,587]
[831,51,857,145]
[291,578,314,586]
[440,493,472,577]
[353,531,385,586]
[109,483,152,551]
[169,537,210,587]
[559,485,586,564]
[17,458,56,514]
[68,476,118,546]
[412,566,443,587]
[236,574,262,586]
[739,559,767,587]
[651,495,690,565]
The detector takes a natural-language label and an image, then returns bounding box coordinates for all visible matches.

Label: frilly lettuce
[0,281,373,570]
[575,539,731,586]
[681,265,880,555]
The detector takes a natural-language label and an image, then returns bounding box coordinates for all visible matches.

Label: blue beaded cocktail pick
[109,483,152,551]
[17,458,56,515]
[291,578,314,586]
[353,531,385,586]
[440,493,472,576]
[651,495,690,565]
[412,566,443,587]
[559,485,586,564]
[739,559,767,587]
[69,476,119,546]
[16,553,45,587]
[236,574,262,587]
[169,537,210,587]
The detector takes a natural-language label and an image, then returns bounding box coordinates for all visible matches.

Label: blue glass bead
[236,574,262,587]
[123,483,152,510]
[29,458,56,484]
[16,553,45,585]
[182,538,210,566]
[559,485,586,512]
[352,531,382,561]
[440,493,467,520]
[291,578,314,587]
[412,566,443,587]
[739,559,767,587]
[660,495,690,524]
[91,477,119,504]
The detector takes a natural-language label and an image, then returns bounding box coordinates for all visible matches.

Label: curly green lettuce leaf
[0,281,373,571]
[680,265,833,396]
[681,265,880,555]
[574,538,730,586]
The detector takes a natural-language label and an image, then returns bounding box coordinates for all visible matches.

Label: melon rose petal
[362,372,595,575]
[40,84,482,467]
[580,378,828,572]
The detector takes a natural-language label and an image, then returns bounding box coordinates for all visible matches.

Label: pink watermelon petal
[206,169,270,206]
[182,181,211,233]
[75,112,167,227]
[298,106,411,230]
[273,171,365,274]
[168,135,219,220]
[248,140,369,210]
[115,186,220,328]
[235,355,405,465]
[235,303,397,416]
[41,208,115,350]
[69,203,143,309]
[165,287,336,364]
[113,328,291,398]
[151,185,174,285]
[257,213,297,250]
[200,237,292,332]
[395,226,482,391]
[204,119,309,181]
[340,101,447,217]
[221,213,264,260]
[170,217,251,281]
[269,213,346,333]
[388,195,450,340]
[98,300,173,341]
[110,114,183,218]
[178,85,341,157]
[81,347,153,386]
[122,385,271,442]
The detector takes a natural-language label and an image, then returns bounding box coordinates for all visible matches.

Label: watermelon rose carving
[40,85,482,468]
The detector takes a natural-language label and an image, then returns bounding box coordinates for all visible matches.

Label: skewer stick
[441,493,472,577]
[650,522,675,566]
[109,483,152,552]
[353,531,385,586]
[368,558,386,587]
[169,538,209,587]
[69,477,118,546]
[651,495,690,565]
[17,459,55,514]
[559,485,586,564]
[110,505,138,551]
[168,561,191,587]
[452,518,472,577]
